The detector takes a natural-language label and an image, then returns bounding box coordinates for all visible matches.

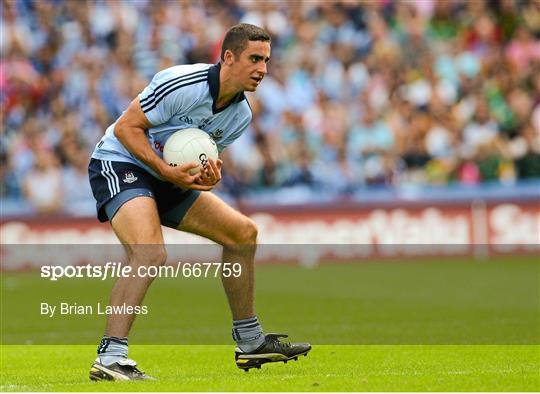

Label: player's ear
[223,49,235,65]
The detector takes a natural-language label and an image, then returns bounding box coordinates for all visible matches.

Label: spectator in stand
[22,150,63,213]
[1,0,539,213]
[505,26,540,70]
[462,98,499,156]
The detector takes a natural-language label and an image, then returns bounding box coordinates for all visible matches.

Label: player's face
[230,40,271,92]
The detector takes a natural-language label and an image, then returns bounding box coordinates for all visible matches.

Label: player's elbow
[114,116,148,146]
[113,119,129,142]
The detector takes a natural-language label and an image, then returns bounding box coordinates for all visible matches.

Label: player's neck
[217,68,241,109]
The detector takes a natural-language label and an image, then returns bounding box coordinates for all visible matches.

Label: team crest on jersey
[123,171,138,184]
[199,117,213,129]
[211,129,223,139]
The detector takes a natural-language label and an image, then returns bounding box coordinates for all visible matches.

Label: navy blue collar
[208,62,246,114]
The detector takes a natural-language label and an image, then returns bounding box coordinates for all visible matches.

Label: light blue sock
[232,316,265,352]
[97,336,128,366]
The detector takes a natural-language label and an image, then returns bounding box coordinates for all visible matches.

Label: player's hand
[196,158,222,187]
[162,162,215,191]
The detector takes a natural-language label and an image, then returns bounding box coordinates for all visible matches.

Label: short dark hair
[220,23,271,61]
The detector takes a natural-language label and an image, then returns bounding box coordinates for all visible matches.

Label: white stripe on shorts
[100,160,116,198]
[105,160,120,195]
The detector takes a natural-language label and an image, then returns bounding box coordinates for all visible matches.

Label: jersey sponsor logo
[122,171,138,184]
[179,115,193,124]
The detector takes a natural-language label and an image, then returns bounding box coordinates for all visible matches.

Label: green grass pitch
[1,256,539,391]
[1,344,539,391]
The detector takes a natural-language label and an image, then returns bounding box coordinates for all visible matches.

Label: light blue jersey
[91,63,252,178]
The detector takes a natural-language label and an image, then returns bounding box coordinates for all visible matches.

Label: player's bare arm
[114,98,214,191]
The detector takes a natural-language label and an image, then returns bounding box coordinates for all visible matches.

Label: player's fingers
[190,183,214,191]
[216,159,223,170]
[197,159,217,185]
[197,174,211,186]
[179,162,200,173]
[198,172,209,183]
[194,171,216,187]
[185,170,207,183]
[215,162,222,180]
[205,158,219,181]
[186,173,211,189]
[208,158,221,180]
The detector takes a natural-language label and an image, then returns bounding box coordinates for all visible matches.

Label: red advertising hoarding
[1,201,538,269]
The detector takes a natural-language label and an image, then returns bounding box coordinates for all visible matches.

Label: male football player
[88,23,311,381]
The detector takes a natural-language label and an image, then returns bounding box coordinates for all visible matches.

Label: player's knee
[129,245,167,267]
[150,247,168,266]
[234,217,258,245]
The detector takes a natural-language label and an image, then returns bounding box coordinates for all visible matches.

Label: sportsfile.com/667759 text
[40,262,242,281]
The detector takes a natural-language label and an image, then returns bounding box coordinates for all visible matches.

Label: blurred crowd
[1,0,540,214]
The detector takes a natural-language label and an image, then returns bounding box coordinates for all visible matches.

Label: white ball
[163,128,219,175]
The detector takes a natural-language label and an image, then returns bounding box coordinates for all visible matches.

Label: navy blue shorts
[88,158,200,227]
